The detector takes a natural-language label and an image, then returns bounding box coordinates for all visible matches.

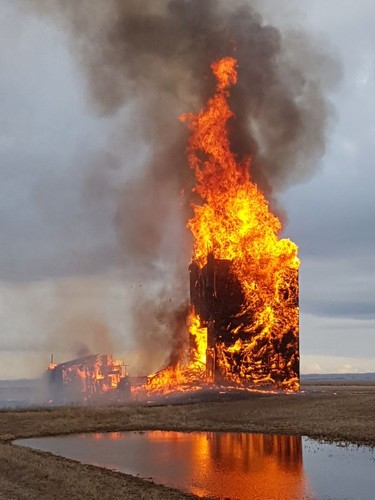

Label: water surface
[15,431,375,499]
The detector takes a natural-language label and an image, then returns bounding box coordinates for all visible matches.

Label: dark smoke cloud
[31,0,340,187]
[28,0,340,372]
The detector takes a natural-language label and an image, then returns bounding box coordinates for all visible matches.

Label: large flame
[147,57,299,393]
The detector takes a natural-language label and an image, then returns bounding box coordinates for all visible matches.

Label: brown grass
[1,383,375,499]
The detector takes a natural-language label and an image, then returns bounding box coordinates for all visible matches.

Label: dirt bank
[1,383,374,499]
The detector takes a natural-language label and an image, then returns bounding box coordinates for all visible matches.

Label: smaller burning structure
[46,354,130,404]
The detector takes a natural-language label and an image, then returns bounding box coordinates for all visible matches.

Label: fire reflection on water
[144,431,309,499]
[193,433,307,498]
[14,430,312,499]
[15,431,375,499]
[68,431,310,498]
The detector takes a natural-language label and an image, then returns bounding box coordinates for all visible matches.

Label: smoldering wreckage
[46,57,300,405]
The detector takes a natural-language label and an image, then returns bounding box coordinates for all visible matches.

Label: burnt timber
[189,252,299,387]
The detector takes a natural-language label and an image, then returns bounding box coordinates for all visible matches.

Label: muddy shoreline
[1,383,374,499]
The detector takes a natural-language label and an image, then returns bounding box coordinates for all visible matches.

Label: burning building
[189,254,299,388]
[184,57,299,391]
[46,58,299,400]
[46,354,130,404]
[43,59,300,400]
[148,57,299,393]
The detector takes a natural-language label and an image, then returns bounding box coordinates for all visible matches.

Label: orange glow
[48,354,128,402]
[147,57,299,393]
[115,431,311,499]
[188,432,308,499]
[189,308,207,367]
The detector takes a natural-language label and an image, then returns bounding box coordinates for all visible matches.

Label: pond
[14,431,375,499]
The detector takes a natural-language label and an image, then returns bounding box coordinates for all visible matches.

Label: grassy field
[1,383,374,499]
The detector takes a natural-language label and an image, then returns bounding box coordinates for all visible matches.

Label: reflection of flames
[188,433,308,499]
[133,431,310,500]
[47,354,130,404]
[147,57,299,394]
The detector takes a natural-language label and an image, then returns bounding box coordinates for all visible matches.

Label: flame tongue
[184,56,299,391]
[148,57,300,394]
[181,57,298,270]
[181,57,243,214]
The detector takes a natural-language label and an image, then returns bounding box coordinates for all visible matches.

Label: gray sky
[276,0,375,373]
[0,0,374,378]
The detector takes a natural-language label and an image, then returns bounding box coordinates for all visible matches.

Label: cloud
[0,1,125,282]
[300,312,375,360]
[301,355,375,375]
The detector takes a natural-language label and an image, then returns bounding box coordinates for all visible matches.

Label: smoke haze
[25,0,339,372]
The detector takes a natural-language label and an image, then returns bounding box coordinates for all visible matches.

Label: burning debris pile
[46,354,130,404]
[147,58,299,393]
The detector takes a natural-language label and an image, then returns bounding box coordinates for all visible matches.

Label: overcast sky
[0,0,374,378]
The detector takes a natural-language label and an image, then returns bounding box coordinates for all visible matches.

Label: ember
[148,57,300,393]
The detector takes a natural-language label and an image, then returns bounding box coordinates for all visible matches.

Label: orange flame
[50,354,127,402]
[147,57,299,393]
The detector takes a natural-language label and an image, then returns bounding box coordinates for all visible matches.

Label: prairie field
[1,383,374,499]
